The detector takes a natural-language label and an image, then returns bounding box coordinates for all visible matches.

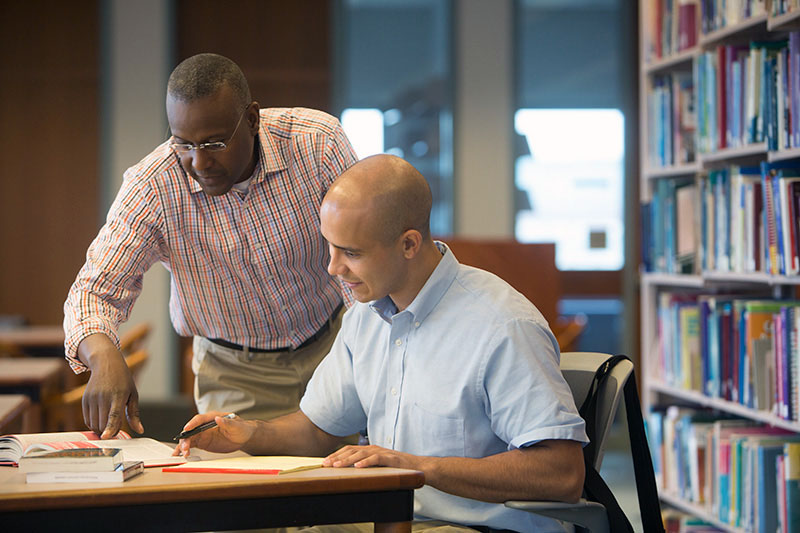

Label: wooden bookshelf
[644,161,702,180]
[650,381,800,432]
[659,492,744,533]
[643,46,699,74]
[698,143,768,165]
[699,13,768,47]
[641,272,705,287]
[768,145,800,162]
[768,9,800,32]
[639,1,800,527]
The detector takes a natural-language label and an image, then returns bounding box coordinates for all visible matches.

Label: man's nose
[192,148,213,172]
[328,250,343,276]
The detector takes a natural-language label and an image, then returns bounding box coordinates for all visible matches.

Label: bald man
[177,155,588,532]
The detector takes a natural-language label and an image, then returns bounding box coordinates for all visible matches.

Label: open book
[162,455,322,475]
[0,430,187,467]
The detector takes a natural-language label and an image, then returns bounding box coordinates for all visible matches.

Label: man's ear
[400,230,422,259]
[247,101,260,134]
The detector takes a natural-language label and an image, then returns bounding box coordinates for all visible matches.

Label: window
[515,0,627,271]
[334,0,453,236]
[515,108,625,270]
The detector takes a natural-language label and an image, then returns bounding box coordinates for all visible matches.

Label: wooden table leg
[375,521,412,533]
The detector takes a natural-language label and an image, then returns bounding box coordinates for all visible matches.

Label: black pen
[173,413,236,441]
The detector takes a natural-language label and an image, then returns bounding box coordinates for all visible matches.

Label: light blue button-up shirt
[300,243,588,532]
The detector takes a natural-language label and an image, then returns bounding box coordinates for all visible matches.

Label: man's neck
[390,241,444,312]
[235,137,260,184]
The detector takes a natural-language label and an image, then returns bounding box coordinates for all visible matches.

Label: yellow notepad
[162,455,323,475]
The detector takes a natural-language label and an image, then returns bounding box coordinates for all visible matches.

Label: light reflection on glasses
[169,105,249,153]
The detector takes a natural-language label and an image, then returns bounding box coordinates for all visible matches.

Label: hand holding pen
[173,412,255,457]
[173,412,237,441]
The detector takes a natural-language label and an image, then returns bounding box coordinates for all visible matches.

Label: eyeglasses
[169,106,249,153]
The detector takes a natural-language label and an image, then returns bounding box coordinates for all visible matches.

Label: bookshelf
[639,1,800,531]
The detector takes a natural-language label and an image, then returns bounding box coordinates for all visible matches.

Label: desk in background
[0,325,65,358]
[0,465,424,532]
[0,395,31,434]
[0,359,63,432]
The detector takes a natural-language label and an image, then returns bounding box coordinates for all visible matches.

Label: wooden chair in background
[442,239,586,353]
[44,323,151,432]
[0,395,31,435]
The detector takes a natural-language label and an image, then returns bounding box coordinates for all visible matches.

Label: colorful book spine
[785,442,800,533]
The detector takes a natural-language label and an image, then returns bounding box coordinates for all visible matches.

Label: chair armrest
[504,499,609,533]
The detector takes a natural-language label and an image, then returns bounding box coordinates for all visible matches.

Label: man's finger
[101,404,123,439]
[126,393,144,434]
[85,397,102,435]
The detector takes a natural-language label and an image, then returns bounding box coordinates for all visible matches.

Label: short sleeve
[299,313,367,437]
[481,319,588,449]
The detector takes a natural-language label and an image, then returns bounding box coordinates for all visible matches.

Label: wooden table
[0,465,424,532]
[0,325,65,357]
[0,359,63,432]
[0,394,31,434]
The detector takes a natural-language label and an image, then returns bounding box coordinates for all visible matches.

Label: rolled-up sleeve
[63,177,164,372]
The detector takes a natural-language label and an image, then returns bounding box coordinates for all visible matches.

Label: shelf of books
[640,1,800,531]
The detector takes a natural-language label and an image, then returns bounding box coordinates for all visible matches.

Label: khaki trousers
[192,307,344,421]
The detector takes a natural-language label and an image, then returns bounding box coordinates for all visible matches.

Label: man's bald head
[324,154,432,245]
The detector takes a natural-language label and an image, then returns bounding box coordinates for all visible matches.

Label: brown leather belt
[208,302,343,353]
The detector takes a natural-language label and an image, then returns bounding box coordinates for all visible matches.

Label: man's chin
[199,183,233,196]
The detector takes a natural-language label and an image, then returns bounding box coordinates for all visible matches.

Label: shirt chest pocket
[407,402,466,457]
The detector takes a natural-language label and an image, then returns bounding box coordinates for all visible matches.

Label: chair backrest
[441,239,559,326]
[119,323,151,354]
[560,352,634,470]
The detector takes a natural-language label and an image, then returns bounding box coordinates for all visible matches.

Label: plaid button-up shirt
[64,107,357,372]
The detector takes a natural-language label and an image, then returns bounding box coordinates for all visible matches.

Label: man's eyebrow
[330,242,362,254]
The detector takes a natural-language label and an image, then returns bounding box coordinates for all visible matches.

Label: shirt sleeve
[482,318,589,450]
[299,309,367,436]
[62,175,164,372]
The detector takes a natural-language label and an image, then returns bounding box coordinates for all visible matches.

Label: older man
[64,53,356,438]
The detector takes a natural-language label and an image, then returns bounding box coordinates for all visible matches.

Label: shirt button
[385,437,391,445]
[395,339,402,346]
[414,321,421,328]
[289,330,296,336]
[391,387,397,396]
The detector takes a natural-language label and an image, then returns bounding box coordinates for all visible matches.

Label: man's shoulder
[122,142,181,188]
[260,107,343,138]
[451,264,550,328]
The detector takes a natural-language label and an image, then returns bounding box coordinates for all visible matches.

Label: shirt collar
[369,241,457,325]
[184,110,287,194]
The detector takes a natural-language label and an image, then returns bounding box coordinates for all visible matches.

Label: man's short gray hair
[167,53,251,108]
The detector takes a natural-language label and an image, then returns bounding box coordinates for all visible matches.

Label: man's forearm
[420,440,585,503]
[243,411,343,457]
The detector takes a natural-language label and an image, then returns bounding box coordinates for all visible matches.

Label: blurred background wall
[0,0,636,402]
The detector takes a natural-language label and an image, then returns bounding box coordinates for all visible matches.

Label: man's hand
[175,412,255,457]
[323,444,425,470]
[78,334,143,439]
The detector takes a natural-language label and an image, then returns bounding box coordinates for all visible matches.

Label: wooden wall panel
[175,1,333,393]
[176,0,333,113]
[0,1,100,325]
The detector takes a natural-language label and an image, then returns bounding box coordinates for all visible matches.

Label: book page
[23,438,186,467]
[0,431,131,464]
